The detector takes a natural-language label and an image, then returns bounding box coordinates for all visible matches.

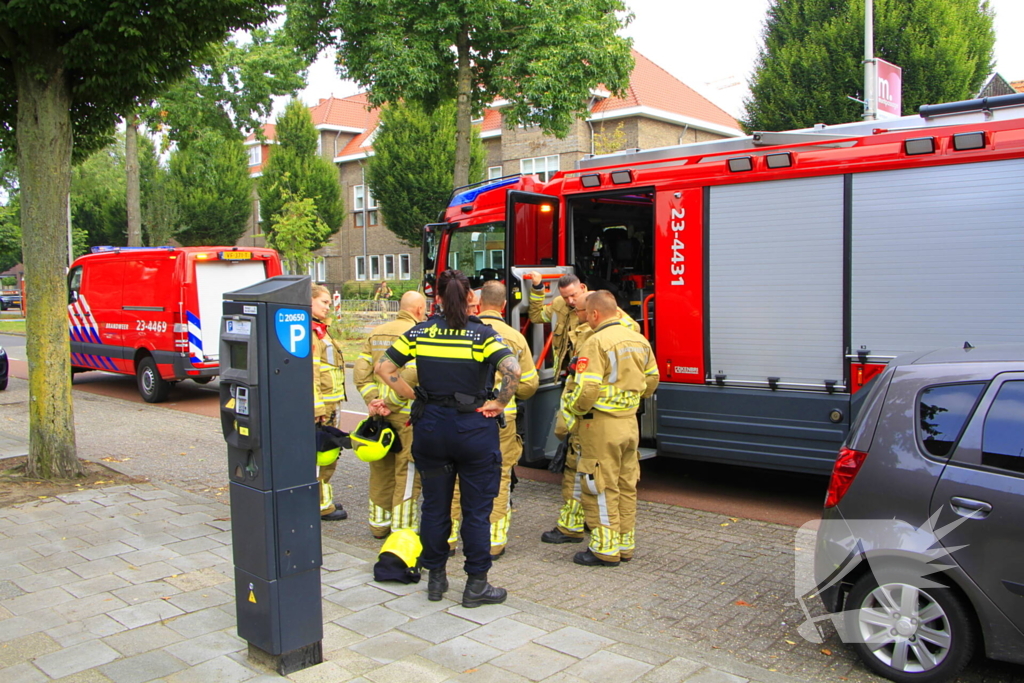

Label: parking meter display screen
[228,341,248,371]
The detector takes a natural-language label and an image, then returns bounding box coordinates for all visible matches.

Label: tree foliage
[71,140,128,249]
[169,133,253,246]
[145,29,308,148]
[259,99,344,250]
[287,0,635,187]
[138,135,178,247]
[0,201,21,272]
[268,186,332,271]
[743,0,995,132]
[366,101,484,247]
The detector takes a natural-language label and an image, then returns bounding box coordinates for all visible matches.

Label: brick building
[242,50,741,288]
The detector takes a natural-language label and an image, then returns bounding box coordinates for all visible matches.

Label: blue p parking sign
[275,309,310,358]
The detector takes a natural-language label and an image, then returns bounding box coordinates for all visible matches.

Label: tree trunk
[453,28,473,190]
[126,119,142,246]
[14,39,81,478]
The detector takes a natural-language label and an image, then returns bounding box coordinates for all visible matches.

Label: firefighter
[312,284,348,521]
[561,290,659,566]
[527,271,588,379]
[449,281,539,559]
[528,271,640,380]
[541,290,642,544]
[354,290,427,538]
[375,269,521,607]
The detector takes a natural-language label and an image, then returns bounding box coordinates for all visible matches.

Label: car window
[918,383,986,457]
[982,380,1024,474]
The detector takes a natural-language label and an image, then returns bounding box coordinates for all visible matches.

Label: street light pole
[863,0,877,121]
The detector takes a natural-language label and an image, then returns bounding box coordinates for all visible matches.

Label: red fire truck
[424,93,1024,474]
[68,246,282,402]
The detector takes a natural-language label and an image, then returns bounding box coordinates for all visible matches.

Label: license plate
[220,251,252,260]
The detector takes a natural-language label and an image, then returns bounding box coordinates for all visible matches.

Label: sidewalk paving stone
[333,605,410,638]
[490,642,577,681]
[564,649,655,683]
[420,633,503,670]
[349,630,432,664]
[32,639,121,679]
[535,625,615,658]
[465,616,547,651]
[107,598,185,630]
[97,650,187,683]
[102,623,186,657]
[395,610,478,644]
[163,629,246,666]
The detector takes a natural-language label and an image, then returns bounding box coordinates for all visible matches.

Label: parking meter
[220,275,322,674]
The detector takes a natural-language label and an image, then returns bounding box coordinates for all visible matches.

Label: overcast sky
[296,0,1024,120]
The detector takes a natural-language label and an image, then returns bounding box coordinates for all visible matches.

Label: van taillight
[824,447,868,508]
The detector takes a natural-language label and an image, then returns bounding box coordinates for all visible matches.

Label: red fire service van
[68,246,282,402]
[424,92,1024,474]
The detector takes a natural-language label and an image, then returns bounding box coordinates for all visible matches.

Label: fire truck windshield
[443,221,506,286]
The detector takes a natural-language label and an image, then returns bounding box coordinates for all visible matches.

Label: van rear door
[191,259,269,363]
[70,258,125,372]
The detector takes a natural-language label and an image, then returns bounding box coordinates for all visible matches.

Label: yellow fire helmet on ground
[373,529,422,584]
[350,416,397,463]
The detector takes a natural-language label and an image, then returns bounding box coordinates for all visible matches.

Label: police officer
[354,291,427,538]
[375,269,522,607]
[561,290,659,566]
[312,284,348,521]
[541,291,642,545]
[449,281,539,559]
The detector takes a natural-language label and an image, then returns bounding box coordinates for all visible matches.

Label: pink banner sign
[877,59,902,119]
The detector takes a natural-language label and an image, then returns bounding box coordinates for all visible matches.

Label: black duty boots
[462,572,507,608]
[427,567,448,601]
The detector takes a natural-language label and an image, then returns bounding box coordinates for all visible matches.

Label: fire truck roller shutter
[193,261,268,363]
[708,176,845,390]
[851,158,1024,357]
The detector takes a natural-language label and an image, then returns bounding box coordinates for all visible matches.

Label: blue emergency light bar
[90,246,176,253]
[449,176,520,207]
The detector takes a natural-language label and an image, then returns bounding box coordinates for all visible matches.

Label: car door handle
[950,496,992,519]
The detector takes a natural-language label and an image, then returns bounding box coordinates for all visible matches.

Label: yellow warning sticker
[239,426,249,436]
[248,590,257,603]
[225,398,236,410]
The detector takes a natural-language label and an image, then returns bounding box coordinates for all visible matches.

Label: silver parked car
[815,345,1024,683]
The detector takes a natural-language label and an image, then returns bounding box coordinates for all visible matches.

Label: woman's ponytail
[437,269,470,329]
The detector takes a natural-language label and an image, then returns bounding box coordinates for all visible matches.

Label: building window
[354,185,377,211]
[488,166,503,180]
[399,254,411,280]
[354,210,379,228]
[255,199,262,225]
[355,256,366,281]
[520,155,559,182]
[369,255,381,280]
[384,255,395,280]
[489,249,504,269]
[316,136,322,157]
[474,250,485,270]
[248,145,261,166]
[306,257,326,282]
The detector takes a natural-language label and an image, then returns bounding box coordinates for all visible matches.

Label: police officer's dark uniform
[382,311,513,606]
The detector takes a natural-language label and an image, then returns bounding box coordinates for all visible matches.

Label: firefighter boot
[462,572,507,608]
[427,567,448,602]
[541,527,583,544]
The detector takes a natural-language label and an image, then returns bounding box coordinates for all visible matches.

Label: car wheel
[0,375,7,391]
[845,570,975,683]
[136,356,170,403]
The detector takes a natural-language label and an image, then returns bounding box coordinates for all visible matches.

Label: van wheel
[845,570,974,683]
[136,357,170,403]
